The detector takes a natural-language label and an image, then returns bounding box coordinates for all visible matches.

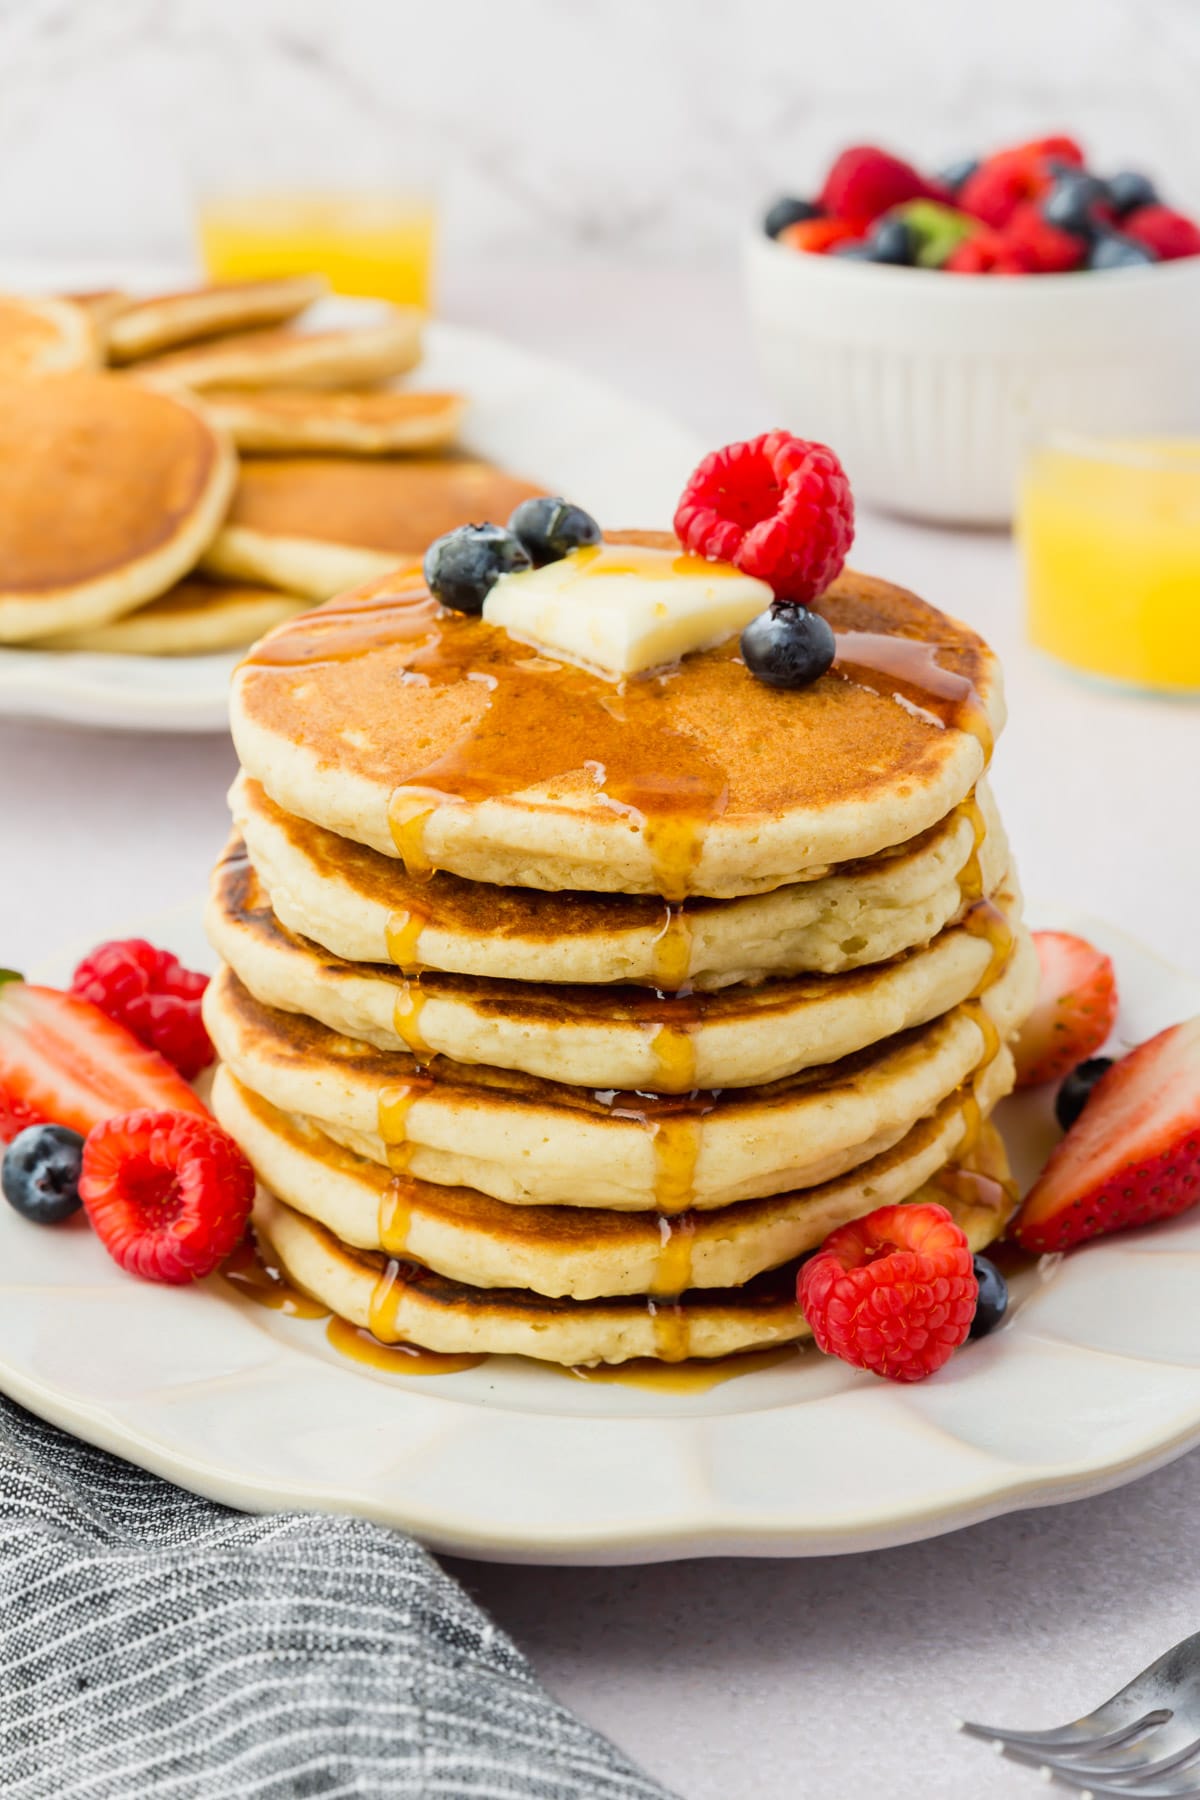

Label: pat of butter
[483,543,771,676]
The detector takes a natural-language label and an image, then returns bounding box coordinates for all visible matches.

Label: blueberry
[1043,171,1110,239]
[1054,1056,1115,1132]
[764,196,820,238]
[2,1124,84,1225]
[969,1256,1009,1339]
[740,604,837,690]
[937,156,979,194]
[424,523,531,615]
[829,241,874,259]
[1088,230,1157,270]
[508,496,602,568]
[1106,170,1158,218]
[863,217,915,265]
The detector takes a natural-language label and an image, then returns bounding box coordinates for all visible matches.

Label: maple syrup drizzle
[650,1210,697,1297]
[385,905,427,971]
[327,1314,483,1376]
[651,1111,705,1213]
[957,998,1003,1156]
[392,978,431,1060]
[377,1078,433,1173]
[220,1240,330,1319]
[651,903,694,992]
[831,629,994,764]
[961,897,1016,997]
[648,1021,698,1094]
[378,1174,417,1254]
[560,1344,800,1392]
[956,795,988,905]
[647,1299,692,1362]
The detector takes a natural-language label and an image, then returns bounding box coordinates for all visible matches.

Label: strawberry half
[1012,1017,1200,1252]
[0,978,206,1143]
[1012,931,1118,1088]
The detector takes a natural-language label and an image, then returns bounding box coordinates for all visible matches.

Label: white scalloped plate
[3,902,1199,1564]
[0,310,703,731]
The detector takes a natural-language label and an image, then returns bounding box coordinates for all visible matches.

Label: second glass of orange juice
[198,190,436,310]
[1019,437,1200,695]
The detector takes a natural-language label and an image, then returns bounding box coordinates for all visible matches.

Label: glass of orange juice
[1018,437,1200,694]
[198,189,436,310]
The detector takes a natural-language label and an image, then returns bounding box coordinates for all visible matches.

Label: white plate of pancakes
[7,901,1200,1563]
[0,282,702,731]
[8,537,1200,1563]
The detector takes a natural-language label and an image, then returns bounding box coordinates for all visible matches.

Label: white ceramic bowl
[745,230,1200,525]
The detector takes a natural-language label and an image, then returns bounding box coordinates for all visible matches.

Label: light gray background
[3,5,1200,1795]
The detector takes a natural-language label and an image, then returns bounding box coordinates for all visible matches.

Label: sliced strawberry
[1012,931,1118,1088]
[1012,1017,1200,1252]
[0,981,207,1143]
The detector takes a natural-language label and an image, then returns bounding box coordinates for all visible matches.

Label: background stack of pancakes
[201,548,1039,1369]
[0,277,539,657]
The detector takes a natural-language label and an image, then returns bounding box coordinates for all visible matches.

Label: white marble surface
[3,259,1200,1799]
[1,0,1199,263]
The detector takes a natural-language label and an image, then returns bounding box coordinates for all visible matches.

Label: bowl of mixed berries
[746,135,1200,524]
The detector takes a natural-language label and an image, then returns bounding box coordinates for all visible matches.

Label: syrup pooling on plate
[327,1313,484,1376]
[561,1344,801,1392]
[220,1240,330,1318]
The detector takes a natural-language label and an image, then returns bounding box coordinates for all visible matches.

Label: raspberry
[71,938,212,1080]
[778,218,863,255]
[944,236,999,274]
[957,137,1081,231]
[1123,204,1200,261]
[80,1109,254,1285]
[673,432,855,604]
[797,1202,978,1382]
[819,146,945,224]
[1001,201,1087,274]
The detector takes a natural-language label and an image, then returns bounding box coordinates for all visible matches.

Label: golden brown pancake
[202,456,544,598]
[131,314,421,391]
[0,295,97,380]
[229,543,1003,896]
[63,290,130,350]
[106,275,328,364]
[215,1064,1015,1299]
[252,1118,1014,1362]
[232,772,1009,987]
[204,388,465,455]
[0,373,236,643]
[207,836,1024,1092]
[30,578,305,657]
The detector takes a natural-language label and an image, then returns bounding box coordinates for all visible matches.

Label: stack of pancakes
[203,544,1037,1367]
[0,277,541,656]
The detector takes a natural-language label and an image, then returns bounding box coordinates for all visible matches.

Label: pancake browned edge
[131,315,422,392]
[106,276,329,364]
[250,1118,1014,1363]
[214,1064,1016,1298]
[204,389,466,456]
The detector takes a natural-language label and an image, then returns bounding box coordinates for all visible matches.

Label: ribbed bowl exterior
[745,232,1200,524]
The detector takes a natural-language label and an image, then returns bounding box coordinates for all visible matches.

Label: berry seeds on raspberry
[79,1109,254,1285]
[797,1202,978,1382]
[71,938,213,1081]
[673,431,855,604]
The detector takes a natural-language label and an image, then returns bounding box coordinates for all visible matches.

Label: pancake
[207,838,1023,1092]
[0,294,96,379]
[202,456,545,600]
[205,388,465,456]
[30,579,306,657]
[214,1066,1015,1299]
[0,374,236,644]
[65,289,131,343]
[229,546,1004,897]
[132,313,421,392]
[106,276,328,364]
[232,773,1009,988]
[201,939,1036,1210]
[252,1121,1014,1363]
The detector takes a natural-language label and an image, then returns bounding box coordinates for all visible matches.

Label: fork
[959,1630,1200,1797]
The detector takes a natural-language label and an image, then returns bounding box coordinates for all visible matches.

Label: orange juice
[1019,439,1200,693]
[198,191,435,309]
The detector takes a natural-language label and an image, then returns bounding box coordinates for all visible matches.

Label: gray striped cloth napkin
[0,1395,674,1799]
